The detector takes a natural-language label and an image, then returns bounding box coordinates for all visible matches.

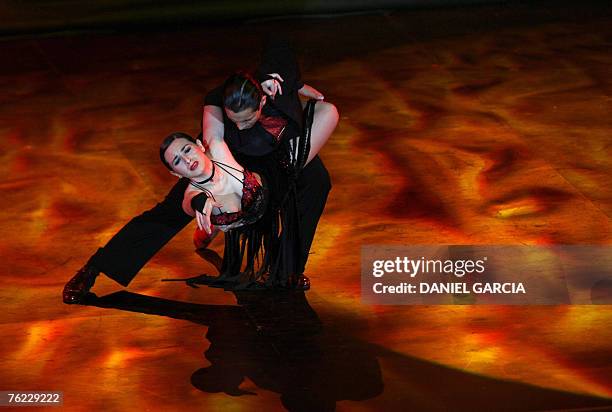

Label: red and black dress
[189,99,318,290]
[193,163,269,230]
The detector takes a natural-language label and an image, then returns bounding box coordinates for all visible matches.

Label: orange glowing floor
[1,4,611,411]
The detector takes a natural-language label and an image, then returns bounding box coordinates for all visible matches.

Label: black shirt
[202,37,305,157]
[204,87,301,157]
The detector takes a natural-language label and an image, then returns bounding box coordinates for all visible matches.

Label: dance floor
[1,2,611,411]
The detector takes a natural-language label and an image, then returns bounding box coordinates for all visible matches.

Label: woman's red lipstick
[190,161,199,171]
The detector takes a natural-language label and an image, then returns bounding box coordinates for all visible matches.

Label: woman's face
[164,138,209,179]
[225,95,266,130]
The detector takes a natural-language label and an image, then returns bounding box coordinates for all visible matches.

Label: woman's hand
[261,73,284,99]
[299,84,324,100]
[195,198,223,234]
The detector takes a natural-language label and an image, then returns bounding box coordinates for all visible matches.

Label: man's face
[225,96,266,130]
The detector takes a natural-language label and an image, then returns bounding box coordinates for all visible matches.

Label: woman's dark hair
[223,71,263,112]
[160,132,196,170]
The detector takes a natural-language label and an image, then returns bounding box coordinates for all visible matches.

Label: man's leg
[63,178,192,303]
[296,155,332,275]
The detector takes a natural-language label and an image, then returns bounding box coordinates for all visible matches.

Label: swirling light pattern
[0,5,610,411]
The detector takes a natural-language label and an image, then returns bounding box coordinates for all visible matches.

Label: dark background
[3,0,608,37]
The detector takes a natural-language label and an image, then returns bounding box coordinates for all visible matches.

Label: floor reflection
[86,290,610,411]
[88,290,383,411]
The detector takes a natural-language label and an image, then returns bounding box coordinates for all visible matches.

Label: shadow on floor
[86,290,383,411]
[86,291,611,411]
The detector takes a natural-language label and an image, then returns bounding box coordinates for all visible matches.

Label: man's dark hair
[223,71,263,113]
[160,132,196,170]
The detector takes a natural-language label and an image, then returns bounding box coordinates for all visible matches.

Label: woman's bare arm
[182,186,206,217]
[202,105,226,156]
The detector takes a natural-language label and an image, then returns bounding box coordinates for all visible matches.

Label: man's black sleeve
[204,85,224,107]
[255,38,304,93]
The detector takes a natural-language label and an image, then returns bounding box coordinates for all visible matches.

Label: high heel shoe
[293,274,310,291]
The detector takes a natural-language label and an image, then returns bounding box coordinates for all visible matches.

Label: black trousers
[90,155,331,286]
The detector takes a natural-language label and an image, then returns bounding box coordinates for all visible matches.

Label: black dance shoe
[293,274,311,291]
[62,264,99,304]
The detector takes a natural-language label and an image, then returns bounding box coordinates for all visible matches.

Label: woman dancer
[160,132,277,289]
[161,99,319,289]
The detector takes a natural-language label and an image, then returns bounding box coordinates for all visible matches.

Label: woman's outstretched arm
[202,104,226,156]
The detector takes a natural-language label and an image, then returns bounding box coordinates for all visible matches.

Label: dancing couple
[63,39,338,303]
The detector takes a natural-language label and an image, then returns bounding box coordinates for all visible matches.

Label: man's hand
[299,84,324,100]
[261,73,284,99]
[195,198,223,234]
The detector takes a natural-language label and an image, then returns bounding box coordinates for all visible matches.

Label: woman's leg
[193,226,220,250]
[305,101,339,165]
[286,100,336,276]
